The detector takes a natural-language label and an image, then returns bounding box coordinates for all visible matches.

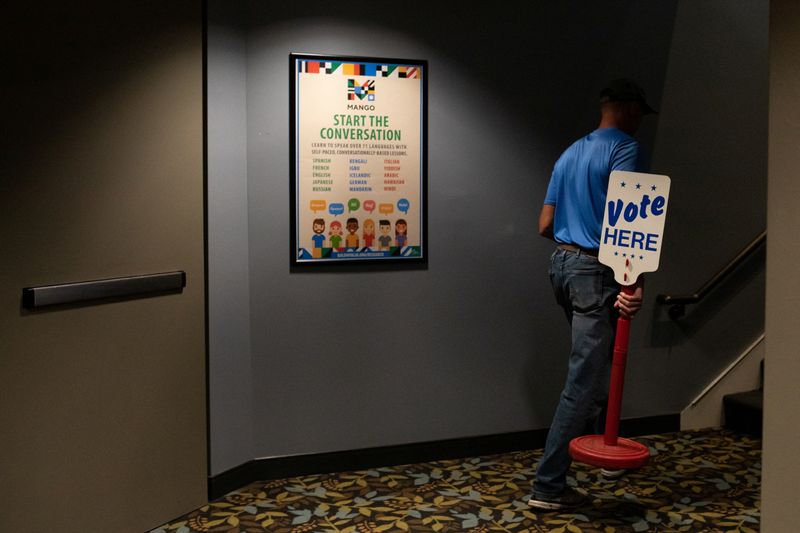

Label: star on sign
[635,183,641,190]
[621,181,626,188]
[651,185,657,191]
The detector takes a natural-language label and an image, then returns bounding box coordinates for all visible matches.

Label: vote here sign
[599,170,671,285]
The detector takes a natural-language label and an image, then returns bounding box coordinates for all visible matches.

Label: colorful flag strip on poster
[299,60,421,79]
[300,60,320,74]
[377,64,396,77]
[398,66,419,79]
[299,61,342,74]
[343,63,379,76]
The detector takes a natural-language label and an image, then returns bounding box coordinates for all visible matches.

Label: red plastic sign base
[569,435,650,470]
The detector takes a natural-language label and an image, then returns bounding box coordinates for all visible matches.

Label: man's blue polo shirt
[544,128,641,250]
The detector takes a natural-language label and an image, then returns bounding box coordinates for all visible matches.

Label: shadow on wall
[649,244,766,347]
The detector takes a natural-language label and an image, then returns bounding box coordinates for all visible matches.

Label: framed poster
[290,53,428,265]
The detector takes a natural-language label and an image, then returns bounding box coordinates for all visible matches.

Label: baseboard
[208,413,679,499]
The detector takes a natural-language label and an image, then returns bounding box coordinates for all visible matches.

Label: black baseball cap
[600,79,658,115]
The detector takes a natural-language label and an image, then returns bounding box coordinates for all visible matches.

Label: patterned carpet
[152,429,761,532]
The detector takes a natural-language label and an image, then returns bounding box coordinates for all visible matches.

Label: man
[311,218,326,258]
[528,79,656,511]
[378,220,392,250]
[345,217,360,249]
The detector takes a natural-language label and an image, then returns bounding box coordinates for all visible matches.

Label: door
[0,2,206,531]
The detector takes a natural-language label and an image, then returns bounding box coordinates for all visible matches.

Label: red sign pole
[604,285,633,446]
[569,285,649,469]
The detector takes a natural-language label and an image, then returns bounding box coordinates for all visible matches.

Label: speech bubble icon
[310,200,326,213]
[363,199,376,213]
[397,198,410,214]
[378,203,394,215]
[348,198,361,212]
[329,203,345,216]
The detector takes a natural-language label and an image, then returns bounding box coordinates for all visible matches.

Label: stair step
[723,389,763,437]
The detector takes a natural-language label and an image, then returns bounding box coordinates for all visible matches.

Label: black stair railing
[657,230,766,319]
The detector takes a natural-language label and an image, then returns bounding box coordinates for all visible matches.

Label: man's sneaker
[527,487,587,511]
[600,468,626,480]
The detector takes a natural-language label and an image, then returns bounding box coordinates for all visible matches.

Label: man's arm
[538,204,555,240]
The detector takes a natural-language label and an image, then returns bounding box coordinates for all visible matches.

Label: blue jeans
[533,247,619,497]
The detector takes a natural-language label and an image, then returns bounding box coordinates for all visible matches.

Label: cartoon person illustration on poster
[329,220,344,251]
[345,218,359,249]
[395,219,408,248]
[378,220,392,250]
[311,218,326,258]
[362,219,376,249]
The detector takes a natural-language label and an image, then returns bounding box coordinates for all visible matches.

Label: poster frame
[289,52,428,267]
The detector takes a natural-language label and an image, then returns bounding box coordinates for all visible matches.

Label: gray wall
[208,4,255,476]
[763,0,800,529]
[208,0,767,474]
